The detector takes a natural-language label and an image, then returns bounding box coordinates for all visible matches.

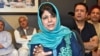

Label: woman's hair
[39,3,56,18]
[88,5,100,15]
[74,2,88,12]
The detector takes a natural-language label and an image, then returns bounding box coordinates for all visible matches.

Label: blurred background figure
[0,20,18,56]
[14,16,37,56]
[88,5,100,56]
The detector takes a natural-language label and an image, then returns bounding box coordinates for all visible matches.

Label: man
[88,5,100,56]
[14,16,37,56]
[74,3,99,56]
[0,20,18,56]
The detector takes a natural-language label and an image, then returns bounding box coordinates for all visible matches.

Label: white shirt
[0,31,14,55]
[14,28,37,49]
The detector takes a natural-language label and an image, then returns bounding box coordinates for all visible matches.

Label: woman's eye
[42,16,48,20]
[51,15,56,18]
[42,17,47,19]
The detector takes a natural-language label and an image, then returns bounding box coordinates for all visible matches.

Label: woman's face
[41,10,56,31]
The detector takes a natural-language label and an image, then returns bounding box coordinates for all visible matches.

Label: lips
[47,24,55,27]
[77,16,81,18]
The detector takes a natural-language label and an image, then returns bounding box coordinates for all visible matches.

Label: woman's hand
[33,45,52,56]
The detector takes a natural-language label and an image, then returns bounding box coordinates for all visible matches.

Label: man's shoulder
[14,27,21,31]
[14,29,19,33]
[28,26,34,29]
[2,31,11,34]
[85,21,94,27]
[86,21,93,25]
[3,30,9,32]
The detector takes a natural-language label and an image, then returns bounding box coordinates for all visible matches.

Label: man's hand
[0,43,4,49]
[33,45,52,56]
[21,35,27,39]
[84,36,99,50]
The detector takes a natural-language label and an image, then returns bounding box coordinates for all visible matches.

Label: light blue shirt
[0,31,14,55]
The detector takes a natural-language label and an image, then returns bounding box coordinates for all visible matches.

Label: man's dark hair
[89,5,100,15]
[74,2,88,12]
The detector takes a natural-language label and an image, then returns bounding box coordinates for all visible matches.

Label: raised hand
[33,45,52,56]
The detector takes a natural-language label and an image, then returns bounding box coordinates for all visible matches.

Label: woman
[28,2,82,56]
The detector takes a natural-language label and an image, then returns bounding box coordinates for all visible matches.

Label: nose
[48,17,52,22]
[94,13,97,16]
[78,11,81,14]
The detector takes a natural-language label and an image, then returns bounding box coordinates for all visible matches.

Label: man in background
[0,20,18,56]
[14,16,37,56]
[73,3,98,56]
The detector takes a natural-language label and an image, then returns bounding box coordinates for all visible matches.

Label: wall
[41,0,97,21]
[0,0,97,31]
